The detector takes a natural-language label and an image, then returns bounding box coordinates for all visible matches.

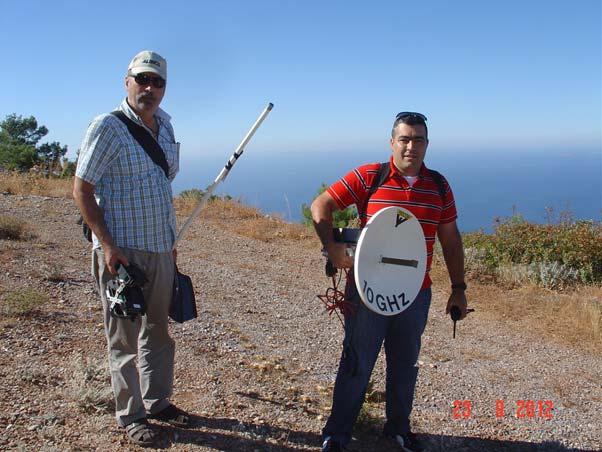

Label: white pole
[173,102,274,248]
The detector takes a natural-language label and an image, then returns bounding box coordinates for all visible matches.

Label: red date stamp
[452,399,472,419]
[452,399,554,419]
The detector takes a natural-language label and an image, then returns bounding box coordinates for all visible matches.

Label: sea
[173,147,601,233]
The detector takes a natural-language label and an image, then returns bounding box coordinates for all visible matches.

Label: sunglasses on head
[395,111,427,122]
[131,73,166,88]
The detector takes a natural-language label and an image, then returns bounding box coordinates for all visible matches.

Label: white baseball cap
[127,50,167,80]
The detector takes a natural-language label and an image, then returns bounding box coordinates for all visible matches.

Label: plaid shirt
[76,99,180,253]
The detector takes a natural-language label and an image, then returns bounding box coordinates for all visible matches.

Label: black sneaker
[322,436,346,451]
[388,432,424,452]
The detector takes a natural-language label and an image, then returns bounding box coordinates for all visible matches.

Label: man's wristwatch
[451,282,467,291]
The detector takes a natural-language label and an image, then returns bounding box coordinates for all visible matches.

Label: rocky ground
[0,193,600,451]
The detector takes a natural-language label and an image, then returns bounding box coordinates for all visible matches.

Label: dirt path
[0,194,600,451]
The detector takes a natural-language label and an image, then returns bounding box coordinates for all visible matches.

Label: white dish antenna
[354,206,427,316]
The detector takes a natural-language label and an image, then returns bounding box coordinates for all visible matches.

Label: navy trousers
[322,284,432,445]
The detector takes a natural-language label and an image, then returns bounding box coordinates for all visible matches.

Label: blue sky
[1,0,600,163]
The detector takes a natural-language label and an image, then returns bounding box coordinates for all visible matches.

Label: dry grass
[41,262,67,282]
[175,197,315,243]
[175,196,259,219]
[1,288,48,316]
[355,381,383,433]
[0,171,73,197]
[0,215,30,240]
[64,353,113,414]
[0,173,315,244]
[431,258,602,353]
[231,216,313,243]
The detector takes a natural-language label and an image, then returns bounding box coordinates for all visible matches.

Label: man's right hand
[311,191,354,268]
[103,244,129,275]
[326,242,354,269]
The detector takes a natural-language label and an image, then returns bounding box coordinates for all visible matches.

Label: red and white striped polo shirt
[327,157,458,289]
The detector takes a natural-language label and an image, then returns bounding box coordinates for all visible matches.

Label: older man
[311,112,468,452]
[73,50,188,446]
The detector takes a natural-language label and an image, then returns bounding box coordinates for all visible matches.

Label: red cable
[316,269,356,325]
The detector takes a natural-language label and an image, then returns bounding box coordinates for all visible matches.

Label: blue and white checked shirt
[76,99,180,253]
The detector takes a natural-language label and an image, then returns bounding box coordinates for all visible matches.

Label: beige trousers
[93,247,175,427]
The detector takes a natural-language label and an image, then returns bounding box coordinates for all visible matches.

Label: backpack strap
[358,162,390,219]
[358,164,447,220]
[111,110,169,179]
[428,169,447,200]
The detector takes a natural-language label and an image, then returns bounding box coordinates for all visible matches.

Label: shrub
[496,261,580,289]
[534,261,580,290]
[60,160,76,178]
[179,188,207,200]
[496,262,536,286]
[0,142,38,171]
[1,288,48,315]
[178,188,231,202]
[301,183,358,228]
[43,263,67,282]
[174,189,235,216]
[65,354,113,414]
[0,215,28,240]
[464,247,495,276]
[463,215,602,286]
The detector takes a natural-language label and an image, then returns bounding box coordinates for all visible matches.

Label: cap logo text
[142,59,161,67]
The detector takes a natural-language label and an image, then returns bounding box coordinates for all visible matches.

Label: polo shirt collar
[388,156,429,179]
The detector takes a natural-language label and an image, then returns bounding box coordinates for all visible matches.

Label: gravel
[0,193,600,451]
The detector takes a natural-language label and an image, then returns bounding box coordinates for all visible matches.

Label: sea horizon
[173,147,602,233]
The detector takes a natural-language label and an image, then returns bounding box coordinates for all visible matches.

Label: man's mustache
[138,93,156,102]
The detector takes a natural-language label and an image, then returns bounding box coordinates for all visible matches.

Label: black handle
[325,259,337,277]
[450,307,475,338]
[381,256,419,268]
[450,305,461,321]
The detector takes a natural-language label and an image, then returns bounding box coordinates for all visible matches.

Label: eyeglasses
[131,73,166,88]
[395,111,427,122]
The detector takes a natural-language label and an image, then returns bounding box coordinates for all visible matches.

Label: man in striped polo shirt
[311,112,468,452]
[73,51,189,446]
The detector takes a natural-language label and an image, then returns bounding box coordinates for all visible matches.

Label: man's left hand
[445,290,468,320]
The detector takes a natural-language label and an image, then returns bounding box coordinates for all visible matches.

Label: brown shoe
[125,419,157,446]
[149,404,190,428]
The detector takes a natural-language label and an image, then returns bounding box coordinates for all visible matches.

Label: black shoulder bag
[170,266,197,323]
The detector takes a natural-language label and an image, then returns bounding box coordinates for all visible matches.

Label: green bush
[301,183,358,227]
[1,288,48,315]
[0,142,39,171]
[178,188,231,202]
[463,215,602,285]
[0,113,61,172]
[463,230,499,271]
[60,160,77,178]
